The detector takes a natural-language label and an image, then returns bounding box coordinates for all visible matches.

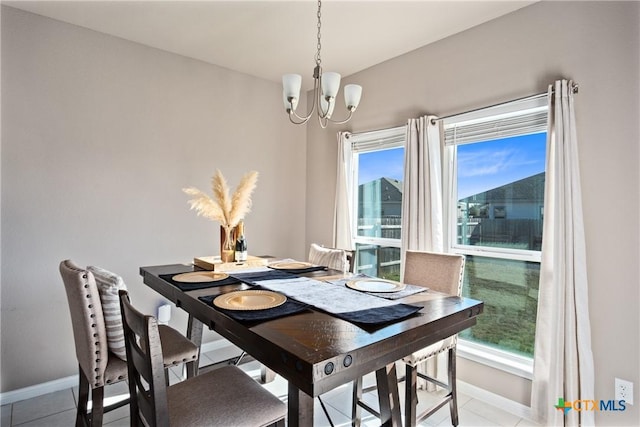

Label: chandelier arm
[325,109,355,125]
[288,113,311,125]
[317,114,329,129]
[289,79,320,123]
[316,92,329,121]
[289,107,313,123]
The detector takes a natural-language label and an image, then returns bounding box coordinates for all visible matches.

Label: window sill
[457,340,534,380]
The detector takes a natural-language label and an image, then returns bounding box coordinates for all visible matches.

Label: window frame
[442,96,548,376]
[349,126,406,253]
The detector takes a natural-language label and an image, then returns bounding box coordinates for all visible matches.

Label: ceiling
[5,0,537,89]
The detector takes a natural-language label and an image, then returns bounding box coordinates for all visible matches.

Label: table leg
[376,363,402,427]
[287,382,314,427]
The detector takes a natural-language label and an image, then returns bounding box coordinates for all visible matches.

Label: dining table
[139,260,483,427]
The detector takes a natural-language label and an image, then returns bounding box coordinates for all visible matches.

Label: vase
[220,225,236,262]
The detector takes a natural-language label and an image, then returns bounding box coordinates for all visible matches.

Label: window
[443,96,548,373]
[349,127,406,281]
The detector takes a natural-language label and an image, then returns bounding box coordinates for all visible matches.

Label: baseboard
[458,380,535,421]
[0,339,234,406]
[0,374,79,406]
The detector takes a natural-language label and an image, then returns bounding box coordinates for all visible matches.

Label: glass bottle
[234,221,247,262]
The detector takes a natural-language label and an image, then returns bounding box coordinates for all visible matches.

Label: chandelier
[282,0,363,128]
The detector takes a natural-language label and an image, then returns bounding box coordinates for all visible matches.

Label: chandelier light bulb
[282,74,302,106]
[344,84,363,111]
[321,72,341,99]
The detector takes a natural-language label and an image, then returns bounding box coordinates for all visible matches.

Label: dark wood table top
[139,263,484,397]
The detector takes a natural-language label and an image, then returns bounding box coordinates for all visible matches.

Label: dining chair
[119,290,287,427]
[351,250,465,427]
[60,260,200,427]
[308,243,355,273]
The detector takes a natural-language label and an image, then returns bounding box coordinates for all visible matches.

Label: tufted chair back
[60,259,109,388]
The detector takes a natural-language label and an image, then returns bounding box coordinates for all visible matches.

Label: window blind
[349,126,405,152]
[443,96,548,146]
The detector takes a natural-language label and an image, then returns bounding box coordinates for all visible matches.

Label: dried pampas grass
[229,171,258,227]
[183,169,259,228]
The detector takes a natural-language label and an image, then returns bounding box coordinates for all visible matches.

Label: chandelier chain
[315,0,322,66]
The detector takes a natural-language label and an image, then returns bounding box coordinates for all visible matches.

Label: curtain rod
[431,82,579,125]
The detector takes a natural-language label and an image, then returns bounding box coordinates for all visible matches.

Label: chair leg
[351,376,363,427]
[186,315,202,376]
[405,363,418,427]
[90,385,104,427]
[76,366,90,427]
[185,359,198,379]
[448,347,459,426]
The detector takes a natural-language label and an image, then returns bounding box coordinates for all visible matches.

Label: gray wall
[1,6,306,391]
[306,1,639,425]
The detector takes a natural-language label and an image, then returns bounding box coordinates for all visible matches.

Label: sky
[456,133,546,199]
[358,147,404,185]
[357,132,546,199]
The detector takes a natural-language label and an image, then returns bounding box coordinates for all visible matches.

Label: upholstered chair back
[403,251,465,297]
[60,259,109,388]
[308,243,354,273]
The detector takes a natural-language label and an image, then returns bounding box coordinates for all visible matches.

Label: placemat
[160,273,241,291]
[199,293,309,323]
[269,265,328,274]
[333,303,422,325]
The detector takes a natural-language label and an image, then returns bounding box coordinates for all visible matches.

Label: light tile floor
[1,348,541,426]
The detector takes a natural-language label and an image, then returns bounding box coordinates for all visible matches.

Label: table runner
[231,270,421,325]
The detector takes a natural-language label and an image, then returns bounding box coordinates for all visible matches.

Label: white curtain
[402,115,444,389]
[333,131,354,250]
[531,79,595,426]
[401,115,444,260]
